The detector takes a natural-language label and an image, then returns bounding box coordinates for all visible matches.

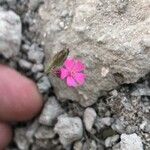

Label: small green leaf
[45,48,69,74]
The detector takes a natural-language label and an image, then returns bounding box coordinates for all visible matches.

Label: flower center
[70,70,76,77]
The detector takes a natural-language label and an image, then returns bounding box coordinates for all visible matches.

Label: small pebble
[28,0,43,11]
[26,120,39,143]
[112,143,120,150]
[0,9,21,59]
[35,126,55,139]
[34,72,44,80]
[59,21,65,29]
[18,59,32,70]
[31,64,44,73]
[140,119,150,133]
[14,128,30,150]
[60,10,69,17]
[28,49,44,64]
[101,117,114,126]
[73,141,83,150]
[21,44,30,53]
[37,76,51,93]
[90,140,97,150]
[54,115,83,147]
[83,107,97,132]
[105,135,120,148]
[39,97,64,126]
[111,119,125,133]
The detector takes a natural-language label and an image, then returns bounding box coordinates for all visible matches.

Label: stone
[101,117,114,126]
[18,59,32,70]
[7,0,17,9]
[105,135,120,148]
[39,97,64,126]
[111,119,126,133]
[21,44,30,53]
[140,119,150,133]
[28,49,44,64]
[120,133,143,150]
[116,0,129,14]
[89,140,97,150]
[82,140,100,150]
[14,128,30,150]
[28,0,43,11]
[54,115,83,147]
[131,82,150,96]
[0,0,5,3]
[37,0,150,107]
[37,76,51,93]
[35,126,55,139]
[0,8,21,59]
[26,120,39,144]
[95,117,114,131]
[60,10,69,18]
[112,143,121,150]
[73,141,83,150]
[31,64,44,73]
[27,44,44,64]
[83,107,97,132]
[34,72,44,80]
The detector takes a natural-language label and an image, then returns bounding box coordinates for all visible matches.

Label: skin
[0,64,43,149]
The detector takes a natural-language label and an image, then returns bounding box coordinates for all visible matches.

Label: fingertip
[0,64,43,122]
[0,122,12,149]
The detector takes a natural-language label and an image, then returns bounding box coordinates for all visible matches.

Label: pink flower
[60,58,86,87]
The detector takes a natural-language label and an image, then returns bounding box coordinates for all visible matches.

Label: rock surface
[37,0,150,107]
[54,115,83,147]
[0,8,22,59]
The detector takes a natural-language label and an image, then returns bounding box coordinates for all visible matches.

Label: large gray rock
[0,8,22,59]
[37,0,150,107]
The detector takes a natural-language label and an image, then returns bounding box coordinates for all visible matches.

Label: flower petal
[60,68,69,79]
[74,73,86,85]
[64,59,75,71]
[73,60,85,72]
[66,76,77,87]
